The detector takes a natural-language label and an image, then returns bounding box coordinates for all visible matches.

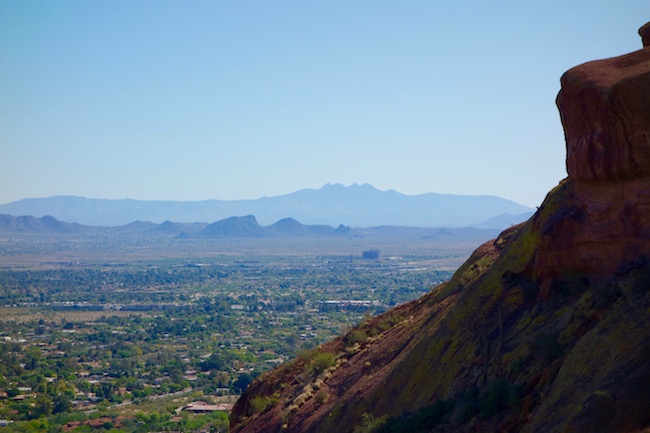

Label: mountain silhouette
[0,185,532,229]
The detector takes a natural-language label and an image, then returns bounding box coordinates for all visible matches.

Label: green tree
[32,395,53,418]
[232,373,254,393]
[52,393,72,414]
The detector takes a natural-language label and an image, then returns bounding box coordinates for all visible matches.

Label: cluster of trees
[0,266,227,305]
[0,258,453,308]
[1,343,75,419]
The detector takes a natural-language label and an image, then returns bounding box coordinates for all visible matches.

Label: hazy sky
[1,1,648,207]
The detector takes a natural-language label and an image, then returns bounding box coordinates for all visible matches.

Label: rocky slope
[230,23,650,433]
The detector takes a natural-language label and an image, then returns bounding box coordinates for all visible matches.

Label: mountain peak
[199,214,265,237]
[319,182,377,191]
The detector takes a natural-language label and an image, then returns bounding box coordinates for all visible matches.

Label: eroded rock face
[533,25,650,280]
[558,35,650,182]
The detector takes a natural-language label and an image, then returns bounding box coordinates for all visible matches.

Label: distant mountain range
[0,213,504,243]
[200,215,351,238]
[0,183,534,229]
[0,214,85,234]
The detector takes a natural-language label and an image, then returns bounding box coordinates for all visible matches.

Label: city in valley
[0,227,492,432]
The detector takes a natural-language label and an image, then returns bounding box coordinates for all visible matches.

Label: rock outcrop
[529,29,650,285]
[230,23,650,433]
[560,43,650,183]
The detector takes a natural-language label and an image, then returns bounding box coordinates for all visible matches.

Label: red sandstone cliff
[527,23,650,289]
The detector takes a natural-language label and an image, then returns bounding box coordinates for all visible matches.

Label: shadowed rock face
[231,22,650,433]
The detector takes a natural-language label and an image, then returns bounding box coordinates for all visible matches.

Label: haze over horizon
[1,182,534,204]
[0,182,534,228]
[2,1,648,208]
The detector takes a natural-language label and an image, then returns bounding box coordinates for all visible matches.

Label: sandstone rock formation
[530,26,650,285]
[230,22,650,433]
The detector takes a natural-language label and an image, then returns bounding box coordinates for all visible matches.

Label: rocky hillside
[229,23,650,433]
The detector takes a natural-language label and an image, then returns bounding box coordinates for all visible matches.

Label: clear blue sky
[1,1,648,207]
